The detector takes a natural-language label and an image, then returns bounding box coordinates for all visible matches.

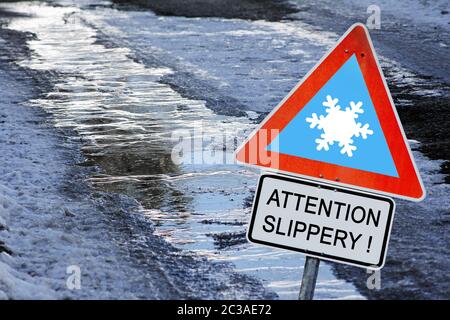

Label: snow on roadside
[0,67,60,298]
[292,0,450,28]
[0,66,135,299]
[0,67,265,299]
[0,20,274,300]
[0,186,56,299]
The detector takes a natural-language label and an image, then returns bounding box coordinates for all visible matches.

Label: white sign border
[247,173,396,269]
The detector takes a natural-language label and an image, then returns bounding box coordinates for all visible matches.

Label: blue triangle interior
[267,54,399,177]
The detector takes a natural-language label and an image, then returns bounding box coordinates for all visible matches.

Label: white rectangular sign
[248,174,395,269]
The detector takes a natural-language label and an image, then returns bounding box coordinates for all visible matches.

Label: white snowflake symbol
[305,95,374,157]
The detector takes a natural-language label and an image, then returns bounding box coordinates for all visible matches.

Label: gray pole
[298,256,320,300]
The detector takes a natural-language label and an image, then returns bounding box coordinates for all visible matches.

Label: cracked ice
[306,95,374,157]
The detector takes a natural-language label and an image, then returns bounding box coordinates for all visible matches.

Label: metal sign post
[299,257,320,300]
[247,174,395,299]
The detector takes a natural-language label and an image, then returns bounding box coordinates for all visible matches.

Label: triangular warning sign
[236,23,425,201]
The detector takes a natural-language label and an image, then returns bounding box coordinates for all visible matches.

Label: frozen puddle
[2,0,367,299]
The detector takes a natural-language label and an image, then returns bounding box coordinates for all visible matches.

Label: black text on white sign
[248,174,395,269]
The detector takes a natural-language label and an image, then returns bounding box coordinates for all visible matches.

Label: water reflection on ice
[3,0,363,299]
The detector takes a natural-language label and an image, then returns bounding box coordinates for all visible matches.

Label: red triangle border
[236,23,425,201]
